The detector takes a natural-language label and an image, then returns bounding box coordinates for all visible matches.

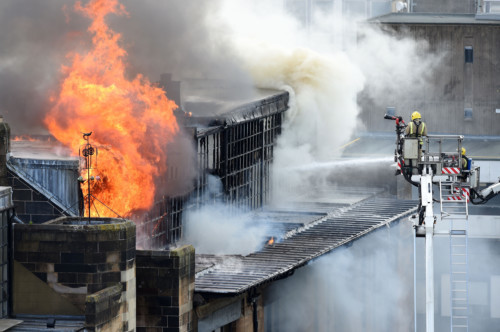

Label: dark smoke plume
[0,0,87,134]
[0,0,250,134]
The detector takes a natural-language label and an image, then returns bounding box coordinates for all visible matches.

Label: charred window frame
[138,93,288,248]
[195,110,285,211]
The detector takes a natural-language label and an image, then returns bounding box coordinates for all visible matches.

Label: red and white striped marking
[442,167,460,174]
[396,159,405,170]
[447,187,470,202]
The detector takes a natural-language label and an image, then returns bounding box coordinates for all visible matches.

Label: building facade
[360,14,500,135]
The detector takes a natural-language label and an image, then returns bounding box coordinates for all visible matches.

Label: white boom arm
[479,182,500,198]
[421,169,435,332]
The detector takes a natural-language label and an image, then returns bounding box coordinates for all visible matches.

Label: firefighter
[405,111,427,144]
[404,111,427,173]
[458,147,471,182]
[461,147,469,170]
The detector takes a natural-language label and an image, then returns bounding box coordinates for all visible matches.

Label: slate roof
[195,198,418,295]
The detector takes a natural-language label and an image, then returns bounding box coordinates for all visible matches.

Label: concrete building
[347,11,500,331]
[284,0,395,23]
[359,13,500,136]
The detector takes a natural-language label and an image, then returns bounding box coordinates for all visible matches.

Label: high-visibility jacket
[405,121,427,137]
[405,121,427,149]
[462,156,468,170]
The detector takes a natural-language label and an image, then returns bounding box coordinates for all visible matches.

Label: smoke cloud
[2,0,446,242]
[0,0,88,134]
[352,24,445,119]
[214,1,445,201]
[181,175,268,255]
[112,0,253,85]
[0,0,252,134]
[264,220,415,331]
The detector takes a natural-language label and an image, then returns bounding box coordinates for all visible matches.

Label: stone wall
[85,283,124,331]
[8,170,66,223]
[13,218,136,331]
[234,295,264,332]
[136,246,195,332]
[359,22,500,136]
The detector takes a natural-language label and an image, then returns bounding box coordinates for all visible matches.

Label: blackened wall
[13,218,136,331]
[136,246,195,332]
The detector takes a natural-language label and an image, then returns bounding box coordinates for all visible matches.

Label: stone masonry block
[35,263,54,273]
[12,189,32,201]
[27,251,60,263]
[98,241,123,252]
[16,241,40,252]
[25,201,55,215]
[55,263,97,273]
[84,252,106,264]
[31,214,59,224]
[61,252,84,264]
[57,272,77,283]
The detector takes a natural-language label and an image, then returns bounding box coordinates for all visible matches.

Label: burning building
[2,0,499,331]
[0,71,292,329]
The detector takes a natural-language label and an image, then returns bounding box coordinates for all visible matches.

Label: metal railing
[422,135,464,170]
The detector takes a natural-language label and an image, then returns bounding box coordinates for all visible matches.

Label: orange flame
[12,135,39,142]
[45,0,178,217]
[267,237,275,245]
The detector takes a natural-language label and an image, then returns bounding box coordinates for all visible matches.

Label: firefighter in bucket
[404,111,427,173]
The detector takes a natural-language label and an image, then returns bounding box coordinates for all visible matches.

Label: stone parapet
[13,217,136,331]
[136,245,195,332]
[85,283,123,331]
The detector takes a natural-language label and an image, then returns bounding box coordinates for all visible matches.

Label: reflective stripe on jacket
[407,122,426,137]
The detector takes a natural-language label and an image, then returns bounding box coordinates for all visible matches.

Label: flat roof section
[181,79,289,127]
[10,139,76,161]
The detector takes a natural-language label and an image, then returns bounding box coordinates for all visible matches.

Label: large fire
[45,0,178,217]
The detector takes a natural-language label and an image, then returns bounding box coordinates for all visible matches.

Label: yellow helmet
[411,111,421,121]
[461,147,466,156]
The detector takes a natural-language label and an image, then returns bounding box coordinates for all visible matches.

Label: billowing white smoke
[0,0,444,252]
[216,0,444,201]
[182,1,444,250]
[351,24,444,113]
[218,0,366,200]
[264,221,415,331]
[182,2,367,249]
[182,175,268,255]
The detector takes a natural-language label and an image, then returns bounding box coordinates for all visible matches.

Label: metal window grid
[136,110,285,249]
